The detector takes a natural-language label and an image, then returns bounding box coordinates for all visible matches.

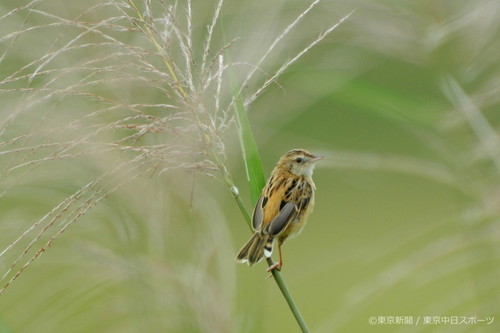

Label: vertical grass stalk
[228,55,311,331]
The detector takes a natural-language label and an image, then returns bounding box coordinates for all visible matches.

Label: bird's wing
[252,195,265,231]
[264,201,297,236]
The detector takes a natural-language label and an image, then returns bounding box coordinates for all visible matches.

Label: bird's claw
[266,262,281,273]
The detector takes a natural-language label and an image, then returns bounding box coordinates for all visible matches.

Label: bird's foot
[266,262,282,273]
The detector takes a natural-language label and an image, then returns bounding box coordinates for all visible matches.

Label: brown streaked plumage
[236,149,323,271]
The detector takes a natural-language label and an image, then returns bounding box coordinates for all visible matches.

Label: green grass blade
[233,97,265,205]
[222,26,265,205]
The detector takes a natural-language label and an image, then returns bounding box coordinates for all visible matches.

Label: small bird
[236,149,323,271]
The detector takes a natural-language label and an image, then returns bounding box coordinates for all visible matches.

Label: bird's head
[277,149,324,177]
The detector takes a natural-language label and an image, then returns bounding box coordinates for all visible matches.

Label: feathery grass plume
[0,0,353,331]
[0,0,226,296]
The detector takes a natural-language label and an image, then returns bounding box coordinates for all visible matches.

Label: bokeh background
[1,0,499,332]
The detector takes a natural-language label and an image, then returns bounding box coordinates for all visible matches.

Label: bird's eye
[295,157,304,163]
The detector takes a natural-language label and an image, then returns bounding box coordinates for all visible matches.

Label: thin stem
[229,185,252,229]
[220,13,311,333]
[266,257,311,333]
[234,199,311,333]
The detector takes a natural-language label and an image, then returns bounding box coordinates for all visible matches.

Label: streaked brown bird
[236,148,323,271]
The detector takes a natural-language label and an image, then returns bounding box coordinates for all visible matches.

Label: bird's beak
[311,155,325,162]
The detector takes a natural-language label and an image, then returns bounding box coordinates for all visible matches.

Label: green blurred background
[1,0,499,332]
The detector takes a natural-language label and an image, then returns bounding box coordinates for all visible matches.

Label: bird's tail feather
[236,233,273,266]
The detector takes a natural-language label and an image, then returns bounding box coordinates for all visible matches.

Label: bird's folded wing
[252,195,264,231]
[264,201,297,236]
